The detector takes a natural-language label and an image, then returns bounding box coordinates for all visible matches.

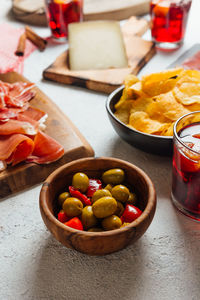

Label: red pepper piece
[57,210,70,223]
[86,178,102,197]
[64,217,83,231]
[69,186,91,206]
[121,204,142,223]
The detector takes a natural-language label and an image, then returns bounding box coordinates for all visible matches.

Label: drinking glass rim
[173,111,200,155]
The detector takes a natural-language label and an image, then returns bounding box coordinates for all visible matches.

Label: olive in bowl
[39,157,156,255]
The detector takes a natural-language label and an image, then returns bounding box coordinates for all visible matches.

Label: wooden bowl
[39,157,156,255]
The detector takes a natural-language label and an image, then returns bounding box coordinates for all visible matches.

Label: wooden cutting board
[43,17,155,94]
[12,0,150,26]
[0,72,94,198]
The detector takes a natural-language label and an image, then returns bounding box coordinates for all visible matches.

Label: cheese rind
[68,21,128,71]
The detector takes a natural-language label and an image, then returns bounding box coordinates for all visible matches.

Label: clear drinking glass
[150,0,192,50]
[45,0,83,40]
[172,111,200,221]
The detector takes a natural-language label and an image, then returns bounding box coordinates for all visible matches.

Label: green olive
[102,215,122,231]
[111,185,130,203]
[104,184,113,192]
[81,206,98,229]
[120,222,130,228]
[88,227,104,232]
[102,168,125,185]
[92,196,117,218]
[115,201,125,217]
[92,189,111,203]
[58,192,70,207]
[62,197,83,217]
[72,172,89,193]
[127,192,137,205]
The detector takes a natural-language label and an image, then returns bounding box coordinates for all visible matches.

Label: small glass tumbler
[150,0,192,50]
[172,111,200,221]
[45,0,83,40]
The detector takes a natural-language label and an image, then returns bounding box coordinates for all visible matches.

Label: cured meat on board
[0,80,64,170]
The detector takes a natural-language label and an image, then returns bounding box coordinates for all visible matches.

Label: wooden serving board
[0,72,94,198]
[43,17,155,94]
[12,0,150,26]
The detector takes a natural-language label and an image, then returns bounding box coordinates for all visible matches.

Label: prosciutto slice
[20,106,48,123]
[0,80,64,170]
[182,51,200,71]
[0,134,34,166]
[0,104,29,122]
[0,119,38,135]
[0,81,35,108]
[26,131,64,164]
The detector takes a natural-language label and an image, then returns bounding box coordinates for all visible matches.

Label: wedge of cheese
[68,21,128,71]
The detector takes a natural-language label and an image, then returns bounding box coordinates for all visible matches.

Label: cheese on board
[68,21,128,71]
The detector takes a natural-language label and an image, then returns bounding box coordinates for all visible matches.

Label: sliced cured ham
[182,51,200,71]
[0,81,35,108]
[26,130,64,164]
[0,80,64,170]
[0,104,29,122]
[20,106,48,123]
[0,119,38,135]
[0,160,7,171]
[0,134,34,166]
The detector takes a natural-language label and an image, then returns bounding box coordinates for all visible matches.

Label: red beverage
[150,0,192,49]
[45,0,83,39]
[172,112,200,221]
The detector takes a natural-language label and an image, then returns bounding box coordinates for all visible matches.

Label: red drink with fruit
[150,0,192,50]
[172,112,200,221]
[45,0,83,39]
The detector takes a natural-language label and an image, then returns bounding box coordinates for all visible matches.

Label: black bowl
[106,86,173,156]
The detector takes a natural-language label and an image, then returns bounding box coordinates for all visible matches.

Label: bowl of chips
[106,68,200,155]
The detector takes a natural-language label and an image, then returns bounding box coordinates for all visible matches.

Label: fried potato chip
[147,92,190,121]
[114,100,134,124]
[173,84,200,105]
[114,68,200,137]
[129,111,169,134]
[160,122,174,136]
[177,69,200,85]
[115,75,139,109]
[127,81,146,98]
[141,68,184,97]
[124,74,139,87]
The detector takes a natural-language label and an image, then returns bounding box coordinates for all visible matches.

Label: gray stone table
[0,0,200,299]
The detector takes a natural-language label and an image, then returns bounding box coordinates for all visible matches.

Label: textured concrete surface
[0,1,200,299]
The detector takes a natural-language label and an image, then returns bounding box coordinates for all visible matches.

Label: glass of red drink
[150,0,192,50]
[172,111,200,221]
[45,0,83,40]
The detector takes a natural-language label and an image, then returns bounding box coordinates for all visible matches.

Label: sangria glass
[150,0,192,50]
[45,0,83,41]
[172,111,200,221]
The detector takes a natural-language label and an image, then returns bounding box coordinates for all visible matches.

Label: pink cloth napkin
[0,23,36,74]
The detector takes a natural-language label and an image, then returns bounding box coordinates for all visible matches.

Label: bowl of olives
[40,157,156,255]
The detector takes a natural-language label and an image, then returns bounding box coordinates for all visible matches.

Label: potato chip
[141,68,184,97]
[127,81,146,98]
[148,91,190,121]
[129,111,168,134]
[115,76,139,109]
[173,84,200,105]
[160,122,174,136]
[114,68,200,137]
[124,74,139,87]
[114,100,134,124]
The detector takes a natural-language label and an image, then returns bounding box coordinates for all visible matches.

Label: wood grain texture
[0,72,94,198]
[12,0,150,26]
[43,17,155,94]
[40,157,157,255]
